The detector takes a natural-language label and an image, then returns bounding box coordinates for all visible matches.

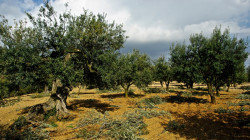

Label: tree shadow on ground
[0,124,7,139]
[100,93,145,99]
[163,95,208,104]
[68,99,119,113]
[73,92,96,95]
[191,91,208,96]
[194,87,208,91]
[163,112,250,140]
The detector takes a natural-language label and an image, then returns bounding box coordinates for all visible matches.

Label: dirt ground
[0,82,249,140]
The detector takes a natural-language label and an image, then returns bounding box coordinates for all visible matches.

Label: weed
[67,124,74,128]
[165,120,185,131]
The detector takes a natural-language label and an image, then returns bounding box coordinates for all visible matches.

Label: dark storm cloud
[121,41,172,60]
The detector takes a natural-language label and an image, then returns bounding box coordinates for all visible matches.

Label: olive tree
[189,27,248,103]
[170,42,201,89]
[0,2,126,119]
[154,56,173,91]
[99,50,153,97]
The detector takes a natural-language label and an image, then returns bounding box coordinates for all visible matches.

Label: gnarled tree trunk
[28,82,72,121]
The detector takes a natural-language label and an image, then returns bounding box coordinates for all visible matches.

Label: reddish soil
[0,82,249,140]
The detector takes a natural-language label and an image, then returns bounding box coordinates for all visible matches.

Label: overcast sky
[1,0,250,63]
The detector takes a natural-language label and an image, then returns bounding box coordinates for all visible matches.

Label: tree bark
[226,83,230,92]
[208,82,216,104]
[78,85,81,96]
[160,81,163,88]
[165,81,170,92]
[216,86,220,97]
[44,85,49,93]
[124,87,129,98]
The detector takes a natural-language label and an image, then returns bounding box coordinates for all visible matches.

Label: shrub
[0,78,9,100]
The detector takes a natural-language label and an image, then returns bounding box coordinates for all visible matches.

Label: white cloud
[1,0,250,43]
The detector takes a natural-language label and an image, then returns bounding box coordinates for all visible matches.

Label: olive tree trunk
[28,80,72,121]
[207,82,216,104]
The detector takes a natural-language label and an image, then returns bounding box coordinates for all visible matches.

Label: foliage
[99,49,153,97]
[0,77,9,100]
[0,1,126,98]
[188,27,248,103]
[170,42,201,89]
